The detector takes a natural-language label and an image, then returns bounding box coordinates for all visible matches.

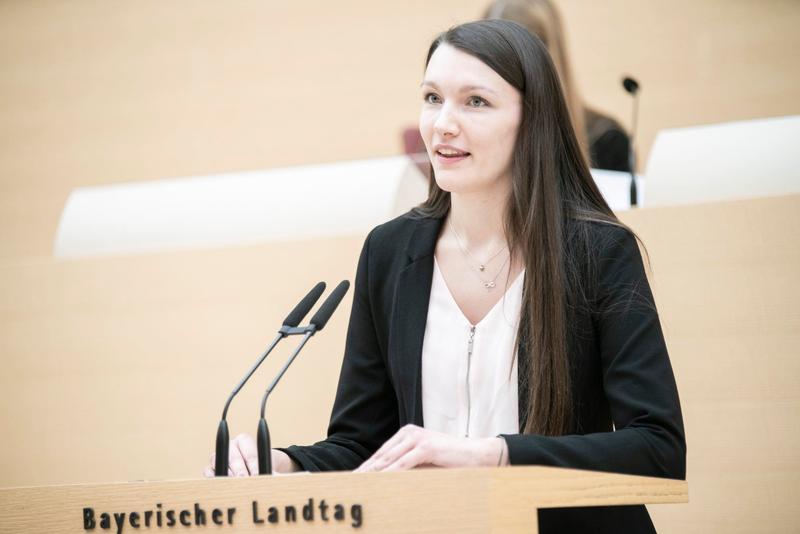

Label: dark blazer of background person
[281,212,686,534]
[586,108,631,173]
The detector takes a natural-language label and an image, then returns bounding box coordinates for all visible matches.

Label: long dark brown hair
[414,20,625,436]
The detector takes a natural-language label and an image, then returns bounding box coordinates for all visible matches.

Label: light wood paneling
[1,0,798,258]
[0,466,687,533]
[0,236,364,487]
[619,194,800,533]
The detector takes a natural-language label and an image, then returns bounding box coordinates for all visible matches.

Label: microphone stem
[260,331,315,418]
[222,332,284,420]
[629,92,639,207]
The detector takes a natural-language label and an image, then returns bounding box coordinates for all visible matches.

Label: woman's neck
[446,185,509,254]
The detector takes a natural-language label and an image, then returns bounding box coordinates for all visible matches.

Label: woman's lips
[435,150,470,165]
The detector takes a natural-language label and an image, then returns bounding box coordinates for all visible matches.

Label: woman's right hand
[203,433,300,477]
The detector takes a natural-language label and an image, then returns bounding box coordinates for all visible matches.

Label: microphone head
[282,282,326,327]
[622,76,640,95]
[309,280,350,331]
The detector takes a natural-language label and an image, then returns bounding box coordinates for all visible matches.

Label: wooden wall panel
[0,236,364,486]
[1,0,798,258]
[619,195,800,533]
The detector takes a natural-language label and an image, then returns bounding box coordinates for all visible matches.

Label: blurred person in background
[484,0,631,172]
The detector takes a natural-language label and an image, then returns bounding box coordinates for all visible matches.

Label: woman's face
[419,43,522,196]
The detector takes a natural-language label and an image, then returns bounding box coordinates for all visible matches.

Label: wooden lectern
[0,466,686,533]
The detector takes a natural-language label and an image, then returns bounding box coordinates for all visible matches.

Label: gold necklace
[450,222,510,290]
[473,253,510,290]
[450,221,507,272]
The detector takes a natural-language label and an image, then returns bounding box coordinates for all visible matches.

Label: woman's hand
[202,433,300,477]
[354,424,509,473]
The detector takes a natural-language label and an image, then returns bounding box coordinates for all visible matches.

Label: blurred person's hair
[484,0,588,160]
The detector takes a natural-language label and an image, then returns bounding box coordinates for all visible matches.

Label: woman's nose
[433,105,460,137]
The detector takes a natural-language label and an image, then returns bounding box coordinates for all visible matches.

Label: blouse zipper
[465,324,476,437]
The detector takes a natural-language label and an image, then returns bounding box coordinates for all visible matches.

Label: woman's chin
[432,171,470,194]
[433,173,495,196]
[432,180,463,195]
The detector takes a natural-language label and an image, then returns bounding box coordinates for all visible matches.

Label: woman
[206,20,685,533]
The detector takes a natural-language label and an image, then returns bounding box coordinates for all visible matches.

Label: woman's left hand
[354,424,508,473]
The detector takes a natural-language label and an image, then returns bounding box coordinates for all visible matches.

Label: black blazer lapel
[388,216,443,427]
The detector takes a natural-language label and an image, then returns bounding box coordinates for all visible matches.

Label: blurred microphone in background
[622,76,640,206]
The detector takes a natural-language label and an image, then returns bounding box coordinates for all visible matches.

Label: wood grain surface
[0,466,688,533]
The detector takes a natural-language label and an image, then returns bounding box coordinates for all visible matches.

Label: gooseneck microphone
[214,281,326,477]
[622,76,640,207]
[257,280,351,475]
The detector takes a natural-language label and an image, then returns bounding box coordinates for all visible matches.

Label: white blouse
[421,259,524,438]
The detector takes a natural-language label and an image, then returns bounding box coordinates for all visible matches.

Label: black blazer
[586,107,632,173]
[283,212,686,534]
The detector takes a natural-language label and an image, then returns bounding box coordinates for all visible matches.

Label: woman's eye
[468,96,488,107]
[424,93,441,104]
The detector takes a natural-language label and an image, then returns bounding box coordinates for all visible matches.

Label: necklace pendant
[478,264,485,272]
[484,281,496,289]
